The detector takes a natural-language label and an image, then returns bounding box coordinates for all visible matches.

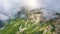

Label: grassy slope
[0,18,55,34]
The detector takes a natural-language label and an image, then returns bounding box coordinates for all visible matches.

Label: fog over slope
[0,0,60,21]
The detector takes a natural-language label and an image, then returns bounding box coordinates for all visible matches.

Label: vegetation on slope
[0,8,59,34]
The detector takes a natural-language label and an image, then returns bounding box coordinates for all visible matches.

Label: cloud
[20,0,41,9]
[0,14,9,20]
[0,0,21,20]
[0,0,60,21]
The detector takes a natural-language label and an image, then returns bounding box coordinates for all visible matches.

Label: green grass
[0,18,55,34]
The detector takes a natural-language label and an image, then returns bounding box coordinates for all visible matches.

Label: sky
[0,0,60,21]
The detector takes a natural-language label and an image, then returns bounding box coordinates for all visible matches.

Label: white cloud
[0,14,9,20]
[21,0,41,9]
[0,0,60,20]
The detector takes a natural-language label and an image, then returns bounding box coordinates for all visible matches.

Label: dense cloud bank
[0,0,60,21]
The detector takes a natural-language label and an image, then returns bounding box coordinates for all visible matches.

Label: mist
[0,0,60,21]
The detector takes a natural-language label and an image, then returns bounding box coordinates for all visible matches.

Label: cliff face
[0,21,4,28]
[52,14,60,34]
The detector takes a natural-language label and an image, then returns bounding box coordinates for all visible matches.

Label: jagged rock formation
[16,8,60,34]
[48,13,60,34]
[0,21,4,28]
[52,13,60,34]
